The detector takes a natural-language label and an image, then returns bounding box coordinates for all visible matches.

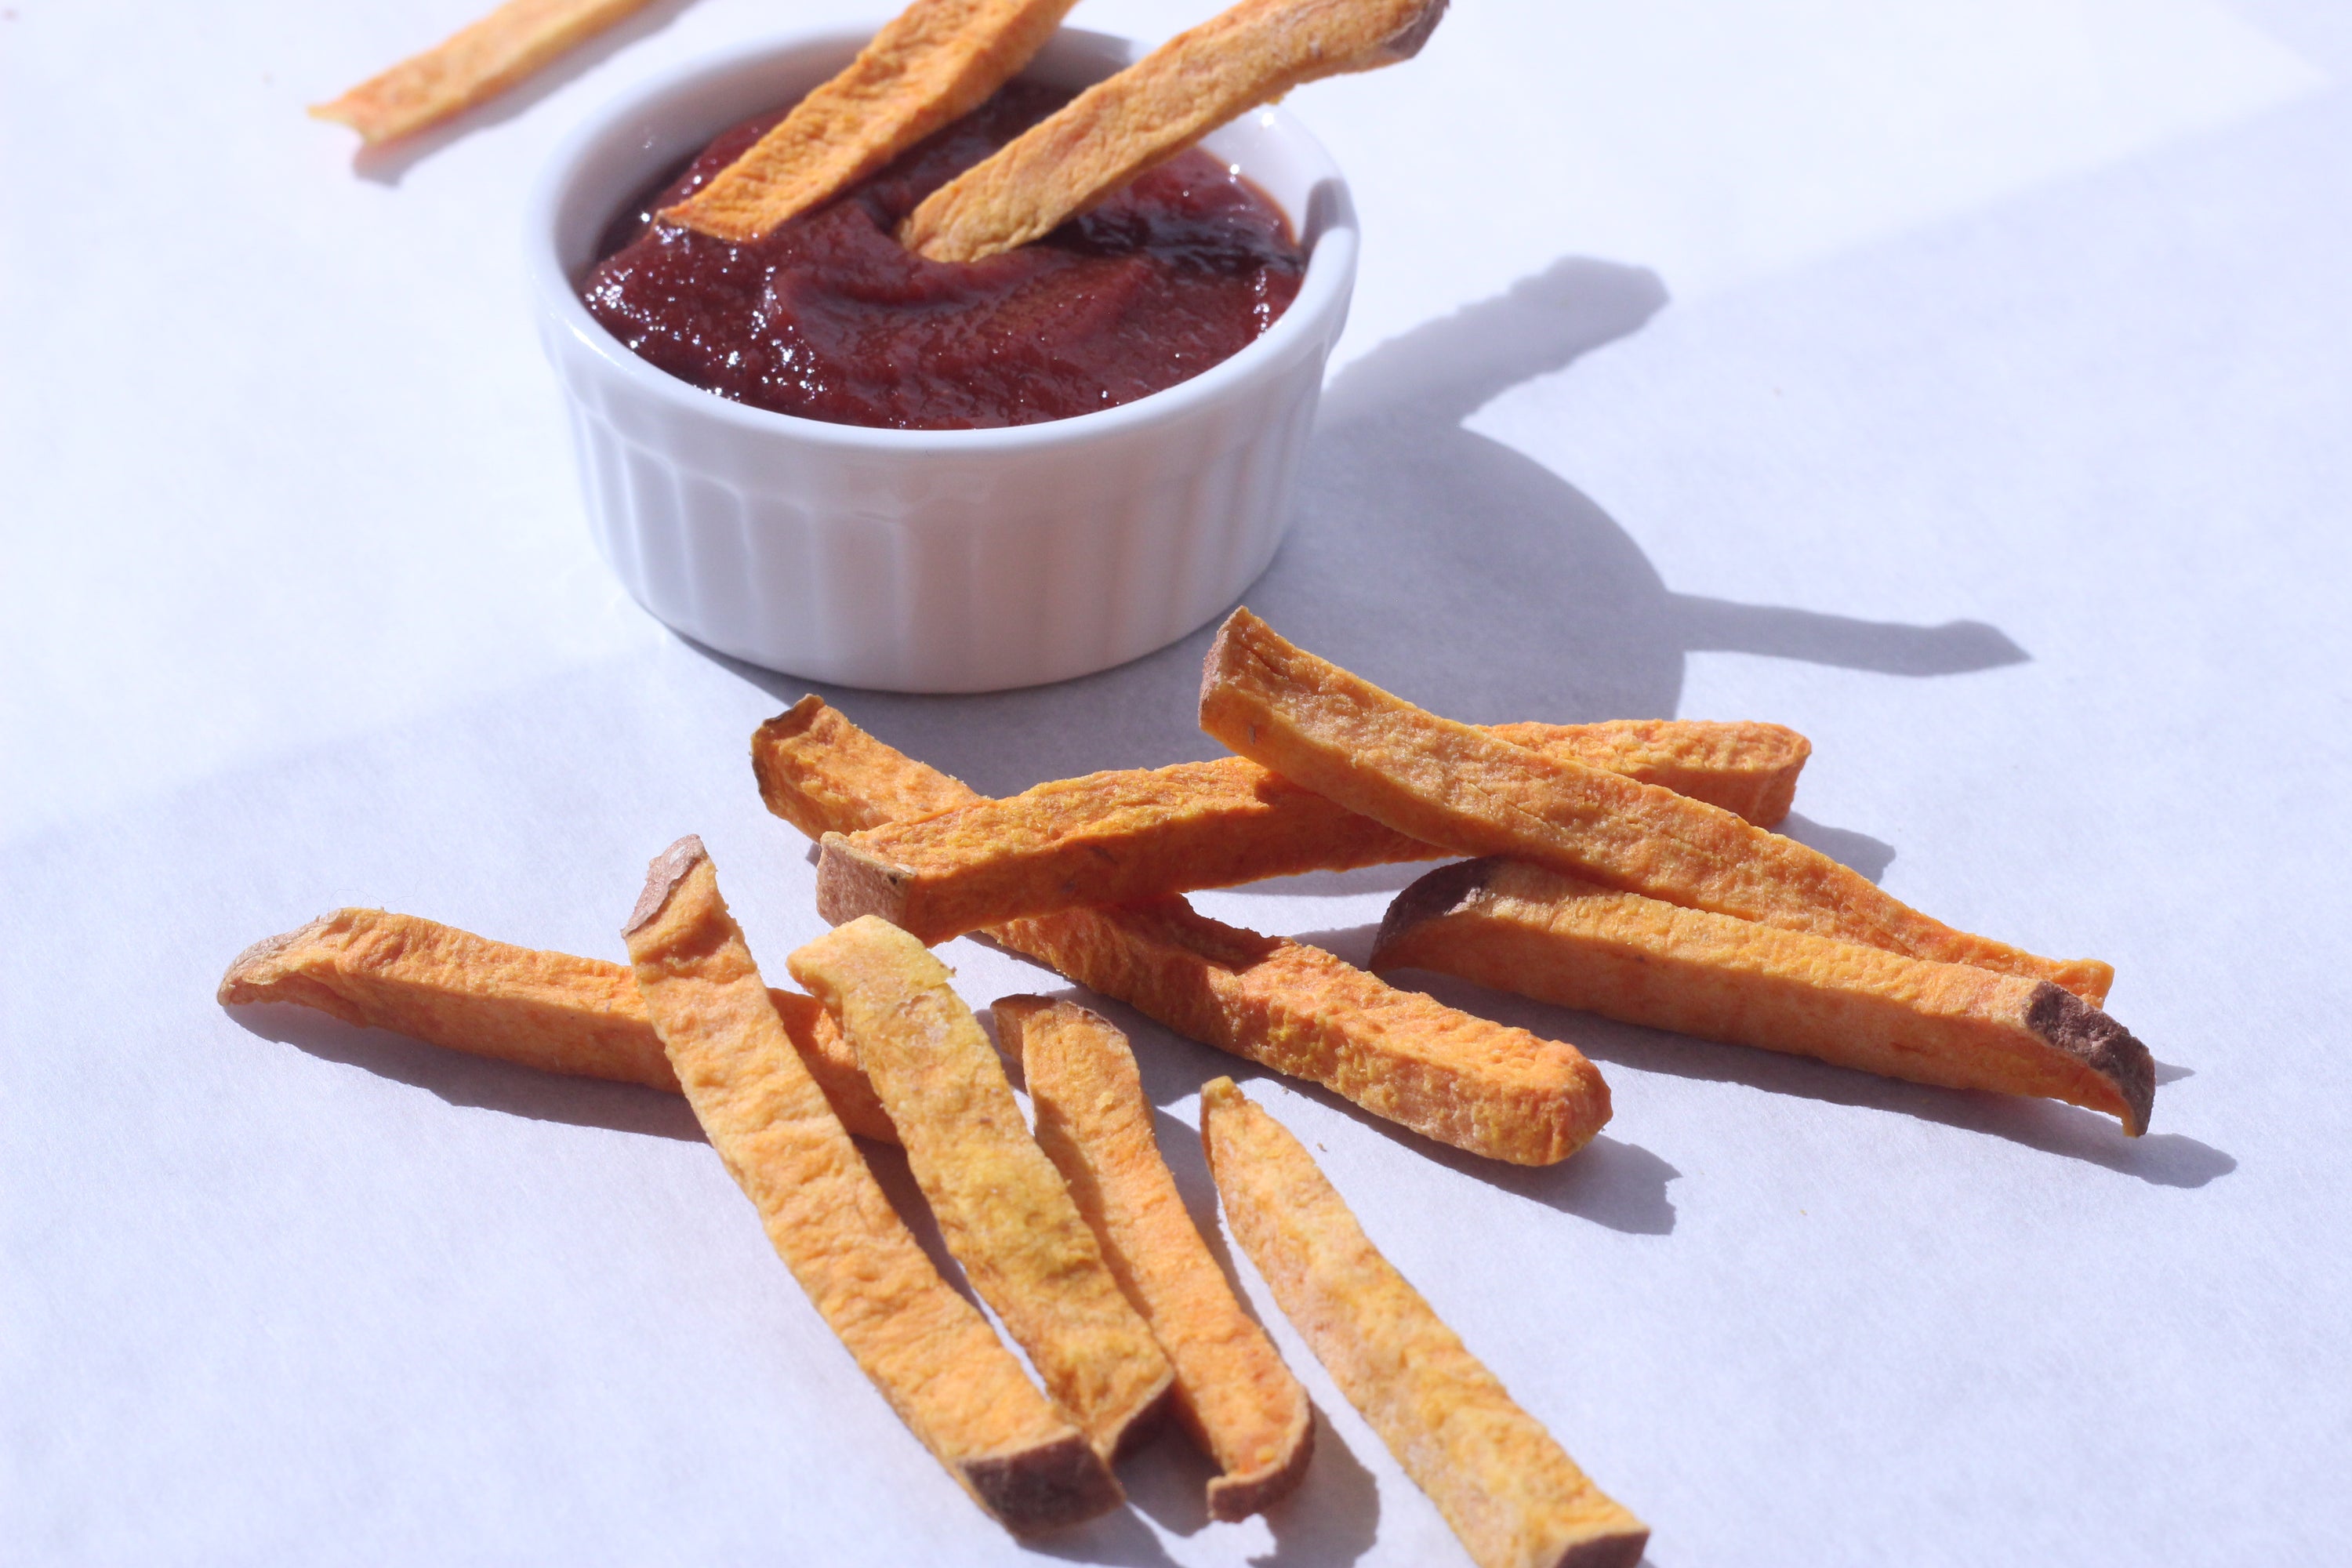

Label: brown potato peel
[902,0,1450,262]
[817,720,1809,943]
[995,995,1314,1519]
[622,837,1118,1533]
[216,906,894,1142]
[756,697,1612,1166]
[1203,1078,1650,1568]
[788,917,1174,1461]
[311,0,659,147]
[1376,858,2155,1134]
[1199,608,2115,1005]
[665,0,1081,242]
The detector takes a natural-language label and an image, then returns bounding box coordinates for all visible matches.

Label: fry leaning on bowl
[505,2,1448,692]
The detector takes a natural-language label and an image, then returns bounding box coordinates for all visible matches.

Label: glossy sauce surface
[582,85,1306,430]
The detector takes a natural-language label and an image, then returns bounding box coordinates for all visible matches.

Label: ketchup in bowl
[582,83,1306,430]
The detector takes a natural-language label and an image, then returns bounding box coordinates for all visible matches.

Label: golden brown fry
[789,918,1174,1461]
[1376,858,2156,1134]
[665,0,1080,242]
[1490,719,1809,829]
[902,0,1449,262]
[818,720,1809,942]
[311,0,657,147]
[216,907,895,1143]
[994,996,1312,1519]
[757,698,1612,1166]
[754,695,984,838]
[1202,1078,1650,1568]
[1200,608,2115,1005]
[622,838,1117,1533]
[998,899,1609,1167]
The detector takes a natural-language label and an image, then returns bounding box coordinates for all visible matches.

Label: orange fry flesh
[621,838,1118,1534]
[817,721,1809,943]
[1199,608,2115,1005]
[664,0,1080,242]
[311,0,658,147]
[1376,859,2155,1134]
[754,698,1613,1167]
[902,0,1449,262]
[1202,1079,1650,1568]
[216,907,894,1143]
[996,900,1610,1167]
[995,996,1314,1519]
[755,695,985,837]
[788,917,1174,1461]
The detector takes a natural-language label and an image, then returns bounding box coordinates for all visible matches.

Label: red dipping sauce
[581,84,1308,430]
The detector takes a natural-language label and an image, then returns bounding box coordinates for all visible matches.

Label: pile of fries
[289,5,2161,1559]
[222,608,2154,1566]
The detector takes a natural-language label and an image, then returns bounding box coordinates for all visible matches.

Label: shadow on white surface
[712,255,2027,804]
[346,0,706,187]
[1251,1409,1383,1568]
[229,999,705,1142]
[1030,1403,1382,1566]
[1773,813,1896,884]
[1392,971,2237,1190]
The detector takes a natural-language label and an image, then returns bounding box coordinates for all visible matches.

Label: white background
[5,2,2348,1563]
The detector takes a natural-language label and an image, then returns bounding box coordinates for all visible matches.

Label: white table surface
[6,2,2349,1563]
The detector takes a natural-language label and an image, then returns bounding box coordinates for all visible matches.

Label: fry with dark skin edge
[1375,858,2155,1134]
[994,996,1313,1519]
[789,917,1175,1461]
[753,697,1613,1167]
[312,0,660,147]
[1202,1078,1650,1568]
[216,907,894,1143]
[664,0,1080,242]
[817,720,1809,943]
[1199,607,2115,1005]
[903,0,1448,262]
[621,837,1118,1533]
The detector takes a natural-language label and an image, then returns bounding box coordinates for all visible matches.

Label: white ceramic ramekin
[528,28,1356,692]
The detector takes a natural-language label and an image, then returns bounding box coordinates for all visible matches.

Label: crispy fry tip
[1204,1414,1316,1521]
[306,100,368,135]
[625,835,708,938]
[1375,0,1449,61]
[217,912,341,1004]
[2027,982,2154,1135]
[962,1432,1128,1534]
[815,833,916,931]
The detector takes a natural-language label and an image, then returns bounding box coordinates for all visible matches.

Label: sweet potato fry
[622,838,1117,1533]
[1200,608,2115,1005]
[757,699,1613,1166]
[1376,859,2156,1134]
[902,0,1449,262]
[1489,719,1809,829]
[311,0,659,147]
[817,720,1809,942]
[789,917,1174,1461]
[1201,1078,1649,1568]
[216,907,895,1143]
[994,996,1312,1519]
[754,695,984,837]
[997,900,1608,1167]
[665,0,1080,242]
